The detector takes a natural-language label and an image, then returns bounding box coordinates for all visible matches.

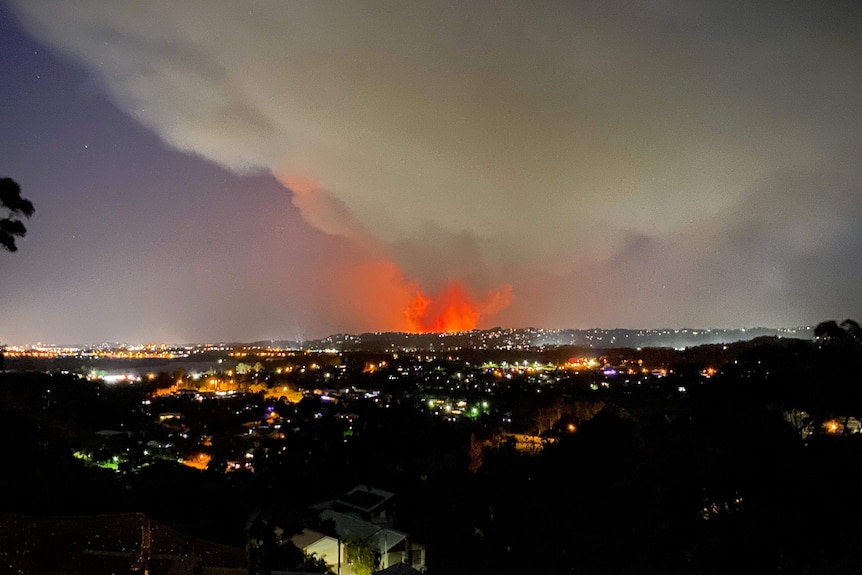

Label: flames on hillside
[404,281,513,333]
[278,175,514,334]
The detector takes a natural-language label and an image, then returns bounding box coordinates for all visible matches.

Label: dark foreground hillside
[3,324,862,574]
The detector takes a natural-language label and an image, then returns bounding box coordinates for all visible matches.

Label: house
[318,509,425,572]
[289,528,342,573]
[0,512,248,574]
[310,486,426,573]
[334,485,396,523]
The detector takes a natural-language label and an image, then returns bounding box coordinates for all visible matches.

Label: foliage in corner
[1,177,35,252]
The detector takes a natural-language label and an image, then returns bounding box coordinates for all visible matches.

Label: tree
[1,177,34,252]
[467,432,484,473]
[840,319,862,343]
[345,537,378,575]
[813,319,862,347]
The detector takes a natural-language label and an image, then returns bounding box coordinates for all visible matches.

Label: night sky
[2,1,862,345]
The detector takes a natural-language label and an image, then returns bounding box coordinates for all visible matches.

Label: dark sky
[2,1,862,345]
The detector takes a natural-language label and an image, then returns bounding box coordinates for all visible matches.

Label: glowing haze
[2,1,862,343]
[279,174,513,332]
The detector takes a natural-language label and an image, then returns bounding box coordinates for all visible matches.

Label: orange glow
[336,258,512,333]
[181,452,212,470]
[405,282,513,333]
[276,173,514,333]
[340,258,420,330]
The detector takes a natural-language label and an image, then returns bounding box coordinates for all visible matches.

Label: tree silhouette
[840,319,862,343]
[815,319,862,347]
[1,177,35,252]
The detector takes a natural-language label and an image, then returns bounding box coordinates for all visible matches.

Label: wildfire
[277,174,514,333]
[405,281,512,333]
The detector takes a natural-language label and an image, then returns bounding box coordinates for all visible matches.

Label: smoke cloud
[10,0,862,332]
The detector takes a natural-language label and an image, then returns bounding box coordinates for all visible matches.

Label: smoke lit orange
[405,282,513,333]
[277,174,513,334]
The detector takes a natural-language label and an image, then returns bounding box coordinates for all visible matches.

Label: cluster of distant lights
[3,343,295,360]
[2,326,813,360]
[3,343,183,359]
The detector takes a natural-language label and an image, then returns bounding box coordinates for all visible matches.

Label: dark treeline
[3,321,862,574]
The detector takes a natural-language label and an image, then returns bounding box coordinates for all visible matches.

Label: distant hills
[253,326,813,352]
[11,327,814,354]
